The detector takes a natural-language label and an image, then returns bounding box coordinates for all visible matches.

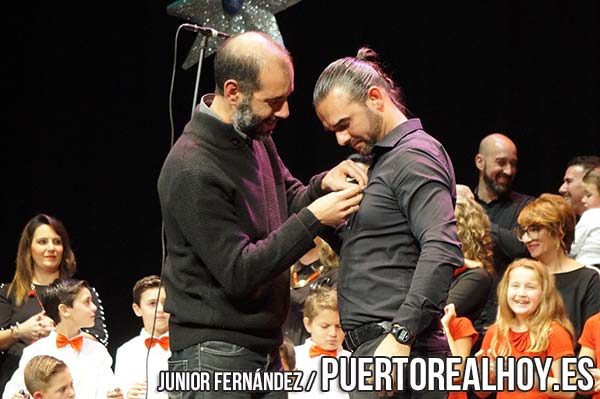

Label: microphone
[180,23,230,38]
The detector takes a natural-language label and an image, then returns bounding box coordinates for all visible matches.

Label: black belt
[344,321,392,352]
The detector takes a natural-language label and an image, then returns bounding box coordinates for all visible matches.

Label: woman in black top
[0,214,108,387]
[448,196,494,323]
[517,193,600,341]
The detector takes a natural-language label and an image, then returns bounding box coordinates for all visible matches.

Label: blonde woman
[447,196,494,321]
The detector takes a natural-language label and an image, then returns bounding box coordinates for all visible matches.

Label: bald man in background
[457,133,533,345]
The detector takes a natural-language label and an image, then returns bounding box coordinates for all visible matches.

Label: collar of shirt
[302,337,341,356]
[199,93,251,145]
[474,187,514,207]
[139,328,169,341]
[140,328,170,351]
[371,118,423,161]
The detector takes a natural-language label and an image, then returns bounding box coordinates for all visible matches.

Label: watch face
[397,328,411,343]
[392,325,413,344]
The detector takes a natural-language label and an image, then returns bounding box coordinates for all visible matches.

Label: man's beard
[482,165,513,195]
[232,96,275,142]
[356,107,384,155]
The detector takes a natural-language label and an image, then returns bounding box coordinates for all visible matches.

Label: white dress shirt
[114,329,170,399]
[571,208,600,266]
[289,338,350,399]
[2,330,117,399]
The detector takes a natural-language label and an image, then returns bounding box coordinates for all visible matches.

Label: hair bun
[356,47,380,62]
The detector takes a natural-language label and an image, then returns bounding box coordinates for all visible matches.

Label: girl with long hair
[477,258,575,398]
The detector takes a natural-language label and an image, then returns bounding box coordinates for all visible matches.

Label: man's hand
[127,381,147,399]
[322,160,369,191]
[374,332,411,358]
[369,333,411,397]
[307,185,363,227]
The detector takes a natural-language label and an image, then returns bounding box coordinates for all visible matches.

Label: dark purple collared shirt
[338,119,463,336]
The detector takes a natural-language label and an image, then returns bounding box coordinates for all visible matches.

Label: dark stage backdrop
[2,1,599,357]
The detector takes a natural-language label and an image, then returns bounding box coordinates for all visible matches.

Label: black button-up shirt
[338,119,463,336]
[473,190,533,331]
[475,190,533,274]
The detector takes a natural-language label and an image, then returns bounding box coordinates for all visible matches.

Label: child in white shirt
[3,279,121,399]
[290,287,349,399]
[571,167,600,267]
[114,275,170,399]
[22,355,75,399]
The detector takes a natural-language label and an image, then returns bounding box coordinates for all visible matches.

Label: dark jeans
[349,330,450,399]
[167,340,286,399]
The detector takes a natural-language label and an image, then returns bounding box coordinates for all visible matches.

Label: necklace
[292,264,323,289]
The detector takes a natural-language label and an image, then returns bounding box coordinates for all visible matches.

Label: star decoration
[167,0,302,69]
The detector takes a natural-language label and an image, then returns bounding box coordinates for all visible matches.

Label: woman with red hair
[517,194,600,340]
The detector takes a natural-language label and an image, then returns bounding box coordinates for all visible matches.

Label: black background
[2,1,599,356]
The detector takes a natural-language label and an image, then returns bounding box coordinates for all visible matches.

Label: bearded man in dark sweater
[157,32,367,399]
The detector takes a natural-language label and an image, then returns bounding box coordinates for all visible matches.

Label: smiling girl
[477,258,575,398]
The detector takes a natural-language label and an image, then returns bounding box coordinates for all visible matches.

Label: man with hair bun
[313,47,463,398]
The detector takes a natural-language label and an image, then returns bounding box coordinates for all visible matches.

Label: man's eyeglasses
[514,224,542,241]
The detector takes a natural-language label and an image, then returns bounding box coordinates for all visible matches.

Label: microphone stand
[180,23,230,119]
[191,35,208,119]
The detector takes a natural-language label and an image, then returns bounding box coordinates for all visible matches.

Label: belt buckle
[344,321,390,351]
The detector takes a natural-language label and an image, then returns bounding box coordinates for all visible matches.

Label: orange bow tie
[145,336,169,350]
[309,345,337,358]
[56,334,83,352]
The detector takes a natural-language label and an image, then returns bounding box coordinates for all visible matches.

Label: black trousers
[349,329,450,399]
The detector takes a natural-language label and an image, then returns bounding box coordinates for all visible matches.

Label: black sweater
[554,266,600,341]
[157,110,326,353]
